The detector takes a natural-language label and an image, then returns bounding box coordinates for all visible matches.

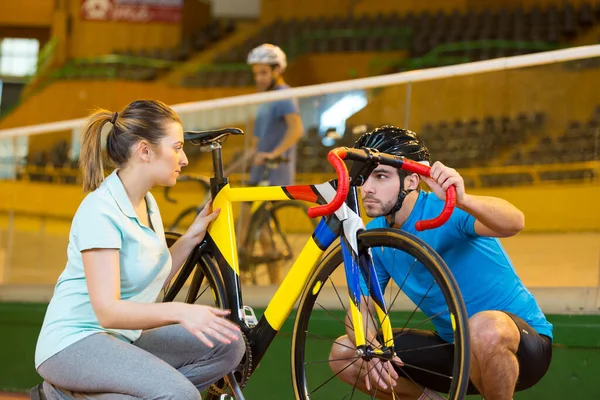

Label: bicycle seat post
[210,142,227,196]
[183,127,244,197]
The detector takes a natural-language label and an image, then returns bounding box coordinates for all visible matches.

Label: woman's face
[149,121,188,186]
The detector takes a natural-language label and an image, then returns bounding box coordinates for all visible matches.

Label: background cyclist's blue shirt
[360,191,553,343]
[253,84,299,153]
[249,84,300,185]
[35,170,171,369]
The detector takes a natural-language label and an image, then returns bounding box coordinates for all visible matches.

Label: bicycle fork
[340,232,395,358]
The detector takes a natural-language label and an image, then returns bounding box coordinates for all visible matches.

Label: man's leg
[468,311,521,400]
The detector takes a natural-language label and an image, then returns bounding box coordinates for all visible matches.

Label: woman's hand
[177,303,241,348]
[183,201,220,245]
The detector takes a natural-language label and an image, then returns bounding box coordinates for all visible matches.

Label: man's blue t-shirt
[361,191,553,343]
[249,84,300,185]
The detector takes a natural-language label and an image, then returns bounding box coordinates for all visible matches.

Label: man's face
[252,64,280,91]
[360,165,401,217]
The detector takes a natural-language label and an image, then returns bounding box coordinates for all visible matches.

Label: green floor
[1,303,600,398]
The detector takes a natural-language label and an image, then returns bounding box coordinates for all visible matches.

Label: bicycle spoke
[380,257,418,327]
[348,359,365,400]
[394,308,449,338]
[400,280,435,331]
[315,301,355,333]
[194,283,212,303]
[329,276,353,330]
[362,359,403,400]
[361,360,381,398]
[387,248,397,324]
[371,362,384,400]
[309,358,361,395]
[315,301,379,348]
[305,356,361,366]
[305,331,356,351]
[394,342,453,353]
[401,363,453,380]
[396,364,431,398]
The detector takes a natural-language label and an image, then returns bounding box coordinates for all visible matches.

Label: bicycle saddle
[184,127,244,146]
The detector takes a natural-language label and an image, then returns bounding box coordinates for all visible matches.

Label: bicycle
[161,127,471,400]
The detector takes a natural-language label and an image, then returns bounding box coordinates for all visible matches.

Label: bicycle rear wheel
[292,228,470,400]
[243,200,318,285]
[162,232,242,400]
[161,232,226,307]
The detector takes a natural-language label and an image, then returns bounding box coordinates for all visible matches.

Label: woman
[33,100,245,399]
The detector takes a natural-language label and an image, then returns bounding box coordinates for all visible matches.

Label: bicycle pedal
[219,395,234,400]
[241,305,258,328]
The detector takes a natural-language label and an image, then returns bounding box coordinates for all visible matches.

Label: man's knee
[469,311,520,355]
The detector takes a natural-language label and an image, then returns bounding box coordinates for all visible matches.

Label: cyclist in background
[33,100,245,399]
[329,126,553,400]
[228,43,304,284]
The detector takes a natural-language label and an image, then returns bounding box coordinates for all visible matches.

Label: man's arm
[272,113,304,157]
[458,194,525,238]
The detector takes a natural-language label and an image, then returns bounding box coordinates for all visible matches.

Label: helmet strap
[387,173,414,228]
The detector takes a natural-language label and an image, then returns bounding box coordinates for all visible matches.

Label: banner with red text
[81,0,183,23]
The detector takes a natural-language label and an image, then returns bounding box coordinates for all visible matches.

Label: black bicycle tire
[291,228,470,400]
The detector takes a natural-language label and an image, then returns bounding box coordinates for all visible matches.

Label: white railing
[1,44,600,138]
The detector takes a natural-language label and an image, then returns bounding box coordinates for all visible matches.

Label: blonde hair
[79,100,182,192]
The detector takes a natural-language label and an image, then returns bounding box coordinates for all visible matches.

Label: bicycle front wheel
[292,228,470,400]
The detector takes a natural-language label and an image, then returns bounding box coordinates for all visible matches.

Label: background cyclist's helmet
[354,125,431,219]
[247,44,287,72]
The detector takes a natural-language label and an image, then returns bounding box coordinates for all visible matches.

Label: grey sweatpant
[37,324,246,399]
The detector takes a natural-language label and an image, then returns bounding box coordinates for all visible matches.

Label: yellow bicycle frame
[207,182,395,348]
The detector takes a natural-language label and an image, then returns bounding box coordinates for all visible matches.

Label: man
[228,44,304,283]
[329,126,552,400]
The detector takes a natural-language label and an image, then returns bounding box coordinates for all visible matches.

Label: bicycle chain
[207,331,253,397]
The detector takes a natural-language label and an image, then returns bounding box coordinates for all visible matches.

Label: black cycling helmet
[354,125,430,163]
[353,125,431,221]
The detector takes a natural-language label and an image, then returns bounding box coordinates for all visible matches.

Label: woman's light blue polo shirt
[35,170,172,368]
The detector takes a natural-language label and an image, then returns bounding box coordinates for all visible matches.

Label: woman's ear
[136,140,152,163]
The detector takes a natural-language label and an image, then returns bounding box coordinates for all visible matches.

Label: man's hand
[421,161,466,205]
[253,151,276,166]
[364,354,404,391]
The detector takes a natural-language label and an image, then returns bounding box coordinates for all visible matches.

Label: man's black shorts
[377,312,552,394]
